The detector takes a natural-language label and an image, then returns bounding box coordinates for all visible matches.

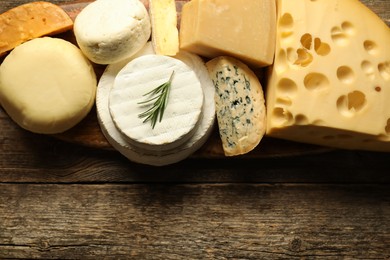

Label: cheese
[266,0,390,151]
[206,56,266,156]
[0,37,96,134]
[179,0,276,67]
[149,0,179,56]
[0,1,73,56]
[96,43,216,166]
[109,54,204,151]
[73,0,151,65]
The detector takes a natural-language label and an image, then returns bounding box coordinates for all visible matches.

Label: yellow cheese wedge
[179,0,276,67]
[0,1,73,56]
[266,0,390,151]
[0,37,96,134]
[149,0,179,56]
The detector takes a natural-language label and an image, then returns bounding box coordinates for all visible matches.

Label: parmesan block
[73,0,151,65]
[0,37,96,134]
[206,56,266,156]
[0,1,73,56]
[266,0,390,151]
[96,43,216,166]
[149,0,179,56]
[179,0,276,67]
[109,54,204,151]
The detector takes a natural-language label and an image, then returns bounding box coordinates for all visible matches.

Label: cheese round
[109,55,204,151]
[0,37,97,134]
[96,46,216,166]
[74,0,151,65]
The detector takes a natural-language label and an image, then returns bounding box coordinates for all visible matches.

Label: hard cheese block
[207,56,266,156]
[266,0,390,151]
[149,0,179,56]
[0,1,73,56]
[179,0,276,67]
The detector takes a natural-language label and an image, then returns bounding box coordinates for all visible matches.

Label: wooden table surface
[1,0,389,259]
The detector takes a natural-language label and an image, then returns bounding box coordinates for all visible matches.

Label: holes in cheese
[0,1,73,56]
[0,37,96,134]
[266,0,390,152]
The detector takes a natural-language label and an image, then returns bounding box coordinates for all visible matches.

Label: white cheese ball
[0,37,97,134]
[74,0,151,65]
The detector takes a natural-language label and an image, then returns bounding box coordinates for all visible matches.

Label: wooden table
[1,0,389,258]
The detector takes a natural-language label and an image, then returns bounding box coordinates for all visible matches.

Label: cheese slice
[0,1,73,56]
[0,37,96,134]
[73,0,151,64]
[149,0,179,56]
[109,54,203,151]
[266,0,390,151]
[179,0,276,67]
[206,56,266,156]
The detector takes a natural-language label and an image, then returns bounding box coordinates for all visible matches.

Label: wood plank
[0,183,389,259]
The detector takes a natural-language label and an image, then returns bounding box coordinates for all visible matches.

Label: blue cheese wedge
[96,44,216,166]
[109,54,204,151]
[206,56,266,156]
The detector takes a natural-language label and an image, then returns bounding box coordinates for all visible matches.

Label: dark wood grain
[0,184,389,259]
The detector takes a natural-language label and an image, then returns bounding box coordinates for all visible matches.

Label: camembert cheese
[266,0,390,151]
[179,0,276,67]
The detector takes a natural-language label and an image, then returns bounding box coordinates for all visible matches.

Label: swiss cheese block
[149,0,179,56]
[96,44,216,166]
[0,37,96,134]
[109,54,204,151]
[266,0,390,151]
[179,0,276,67]
[206,56,266,156]
[0,1,73,56]
[74,0,151,64]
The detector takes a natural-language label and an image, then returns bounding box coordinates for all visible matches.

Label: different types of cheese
[96,43,216,166]
[73,0,151,64]
[0,37,96,134]
[206,56,266,156]
[179,0,276,67]
[266,0,390,151]
[149,0,179,56]
[0,1,73,56]
[109,54,204,151]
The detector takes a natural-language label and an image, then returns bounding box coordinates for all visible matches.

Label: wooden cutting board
[40,1,334,158]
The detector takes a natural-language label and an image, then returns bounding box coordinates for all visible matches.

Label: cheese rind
[149,0,179,56]
[206,56,266,156]
[109,54,204,151]
[73,0,151,64]
[0,1,73,56]
[266,0,390,151]
[0,37,96,134]
[179,0,276,67]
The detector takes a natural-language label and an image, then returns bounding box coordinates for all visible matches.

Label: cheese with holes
[149,0,179,56]
[266,0,390,151]
[96,43,216,166]
[0,1,73,56]
[109,54,204,151]
[179,0,276,67]
[207,56,266,156]
[0,37,96,134]
[73,0,151,64]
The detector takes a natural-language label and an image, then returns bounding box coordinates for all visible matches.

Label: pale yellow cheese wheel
[0,37,97,134]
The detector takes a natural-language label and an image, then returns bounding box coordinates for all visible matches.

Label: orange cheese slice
[0,1,73,56]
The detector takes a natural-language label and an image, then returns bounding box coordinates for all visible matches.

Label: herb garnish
[138,71,175,129]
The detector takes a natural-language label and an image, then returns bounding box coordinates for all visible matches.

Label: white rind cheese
[96,43,216,166]
[266,0,390,151]
[206,56,266,156]
[0,37,96,134]
[109,55,204,151]
[74,0,151,65]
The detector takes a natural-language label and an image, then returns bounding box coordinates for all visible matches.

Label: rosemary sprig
[138,71,175,129]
